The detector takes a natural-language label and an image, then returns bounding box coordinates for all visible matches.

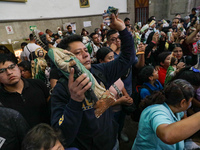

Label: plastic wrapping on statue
[48,47,116,118]
[69,59,98,103]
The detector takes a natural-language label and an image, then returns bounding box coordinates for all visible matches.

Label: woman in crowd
[132,79,200,150]
[96,47,133,142]
[173,43,197,66]
[18,60,32,79]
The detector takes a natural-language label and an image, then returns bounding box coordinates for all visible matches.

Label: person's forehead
[110,33,119,38]
[107,51,114,56]
[93,34,99,38]
[174,47,182,50]
[0,61,14,66]
[173,19,179,22]
[0,61,14,65]
[69,41,86,50]
[19,66,24,69]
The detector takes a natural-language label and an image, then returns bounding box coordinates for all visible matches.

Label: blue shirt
[132,103,184,150]
[140,80,163,99]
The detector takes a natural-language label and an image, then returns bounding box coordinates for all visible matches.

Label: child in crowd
[157,51,171,86]
[138,65,163,99]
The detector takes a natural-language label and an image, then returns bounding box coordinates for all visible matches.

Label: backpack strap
[141,84,153,94]
[26,45,34,60]
[140,80,161,94]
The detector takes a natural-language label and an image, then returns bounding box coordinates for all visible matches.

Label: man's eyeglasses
[110,36,120,42]
[0,64,16,74]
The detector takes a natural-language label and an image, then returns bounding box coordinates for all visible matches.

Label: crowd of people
[0,7,200,150]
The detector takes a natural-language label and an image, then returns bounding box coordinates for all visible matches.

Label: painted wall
[149,0,200,21]
[0,0,127,20]
[0,0,130,43]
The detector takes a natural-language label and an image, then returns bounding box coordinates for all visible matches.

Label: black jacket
[0,106,29,150]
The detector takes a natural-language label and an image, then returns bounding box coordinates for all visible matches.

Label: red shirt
[158,67,167,86]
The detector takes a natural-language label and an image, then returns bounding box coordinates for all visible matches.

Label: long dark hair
[140,79,194,110]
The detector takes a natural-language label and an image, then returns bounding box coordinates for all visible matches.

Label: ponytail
[139,79,194,110]
[139,91,166,111]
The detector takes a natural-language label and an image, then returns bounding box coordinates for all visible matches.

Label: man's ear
[107,40,111,46]
[180,99,187,108]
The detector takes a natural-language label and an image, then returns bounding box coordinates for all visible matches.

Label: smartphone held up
[102,6,119,26]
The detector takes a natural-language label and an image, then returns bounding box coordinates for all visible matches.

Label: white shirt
[20,51,27,61]
[24,43,41,61]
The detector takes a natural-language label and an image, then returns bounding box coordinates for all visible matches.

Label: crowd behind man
[0,6,200,150]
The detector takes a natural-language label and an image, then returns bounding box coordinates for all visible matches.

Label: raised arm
[156,111,200,144]
[185,24,200,44]
[92,15,135,88]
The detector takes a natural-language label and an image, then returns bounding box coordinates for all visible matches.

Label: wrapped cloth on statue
[48,47,116,118]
